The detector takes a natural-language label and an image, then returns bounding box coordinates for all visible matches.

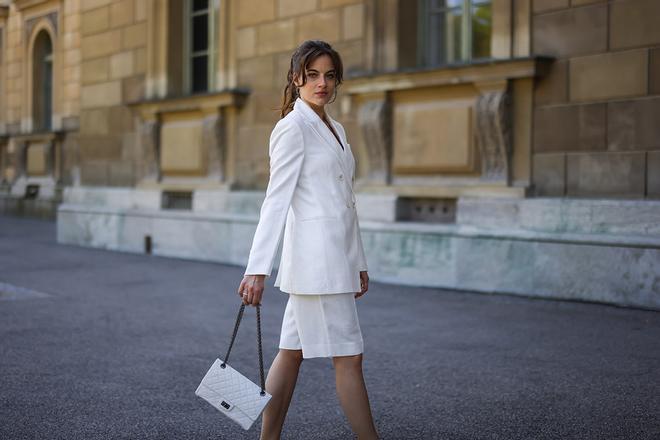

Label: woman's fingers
[356,272,369,299]
[238,275,267,305]
[241,280,263,306]
[238,279,246,297]
[242,285,250,305]
[251,289,263,306]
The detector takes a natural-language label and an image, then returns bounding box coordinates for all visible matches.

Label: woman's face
[294,54,336,113]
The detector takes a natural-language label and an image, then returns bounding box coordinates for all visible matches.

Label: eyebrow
[306,69,336,74]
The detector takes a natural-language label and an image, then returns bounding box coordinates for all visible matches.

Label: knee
[279,348,304,365]
[332,353,363,372]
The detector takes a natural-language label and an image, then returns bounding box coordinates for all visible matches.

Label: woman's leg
[260,349,303,440]
[333,354,379,439]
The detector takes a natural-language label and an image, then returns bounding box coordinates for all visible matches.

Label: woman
[237,40,379,440]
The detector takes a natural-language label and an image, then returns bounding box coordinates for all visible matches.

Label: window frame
[32,29,53,132]
[417,0,493,68]
[182,0,218,94]
[0,27,4,128]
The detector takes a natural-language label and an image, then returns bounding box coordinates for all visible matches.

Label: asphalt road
[1,215,659,440]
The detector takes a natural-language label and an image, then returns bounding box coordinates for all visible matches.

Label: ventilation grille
[25,184,40,199]
[396,197,456,223]
[161,190,193,210]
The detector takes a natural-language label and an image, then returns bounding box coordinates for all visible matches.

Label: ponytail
[280,61,298,118]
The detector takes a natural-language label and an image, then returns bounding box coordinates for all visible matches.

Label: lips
[315,92,328,96]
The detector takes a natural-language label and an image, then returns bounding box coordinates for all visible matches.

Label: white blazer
[244,97,368,295]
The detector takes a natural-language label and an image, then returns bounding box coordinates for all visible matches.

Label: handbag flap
[197,358,272,421]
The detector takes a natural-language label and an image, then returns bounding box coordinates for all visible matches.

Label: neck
[301,97,326,119]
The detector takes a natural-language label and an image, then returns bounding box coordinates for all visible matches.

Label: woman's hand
[355,271,369,299]
[238,274,266,306]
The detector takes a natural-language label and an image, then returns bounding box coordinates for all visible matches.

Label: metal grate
[161,190,193,210]
[396,197,456,223]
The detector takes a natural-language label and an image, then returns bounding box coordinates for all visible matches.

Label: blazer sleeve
[244,118,305,277]
[355,212,368,272]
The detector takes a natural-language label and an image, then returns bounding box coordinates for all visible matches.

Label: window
[32,30,53,131]
[185,0,216,94]
[0,29,4,126]
[418,0,492,67]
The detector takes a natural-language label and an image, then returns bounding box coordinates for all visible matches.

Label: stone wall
[78,0,146,187]
[2,0,80,131]
[45,0,660,309]
[0,0,82,213]
[234,0,366,189]
[532,0,660,199]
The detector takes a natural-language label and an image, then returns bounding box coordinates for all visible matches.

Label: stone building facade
[0,0,658,309]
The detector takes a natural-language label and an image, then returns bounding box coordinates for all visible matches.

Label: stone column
[357,96,392,185]
[475,82,512,183]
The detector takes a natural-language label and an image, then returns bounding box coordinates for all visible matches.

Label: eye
[307,72,318,78]
[327,73,335,79]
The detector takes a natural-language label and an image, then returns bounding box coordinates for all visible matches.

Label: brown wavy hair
[280,40,344,118]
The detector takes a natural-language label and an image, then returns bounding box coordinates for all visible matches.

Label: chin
[308,94,331,107]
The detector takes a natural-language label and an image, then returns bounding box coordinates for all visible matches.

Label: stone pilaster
[0,143,6,186]
[137,119,160,183]
[13,139,28,182]
[475,83,512,183]
[357,96,391,184]
[45,138,56,178]
[202,113,225,182]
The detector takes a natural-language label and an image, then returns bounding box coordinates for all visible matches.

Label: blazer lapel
[294,99,351,177]
[327,114,355,178]
[293,98,356,206]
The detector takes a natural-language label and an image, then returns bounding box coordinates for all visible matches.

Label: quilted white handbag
[196,303,272,430]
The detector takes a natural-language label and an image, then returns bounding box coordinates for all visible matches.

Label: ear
[292,73,302,88]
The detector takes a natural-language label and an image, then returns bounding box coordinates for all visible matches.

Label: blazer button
[339,174,344,180]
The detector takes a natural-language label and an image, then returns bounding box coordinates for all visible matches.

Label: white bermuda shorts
[278,293,364,359]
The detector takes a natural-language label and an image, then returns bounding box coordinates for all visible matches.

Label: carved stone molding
[137,120,160,183]
[357,98,392,184]
[202,113,225,182]
[14,0,50,11]
[129,89,248,186]
[13,139,28,181]
[25,11,58,40]
[44,139,55,177]
[475,88,512,183]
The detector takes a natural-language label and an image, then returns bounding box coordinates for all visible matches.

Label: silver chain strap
[220,303,267,395]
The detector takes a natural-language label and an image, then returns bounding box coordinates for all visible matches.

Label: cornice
[13,0,49,11]
[128,88,250,120]
[344,56,555,95]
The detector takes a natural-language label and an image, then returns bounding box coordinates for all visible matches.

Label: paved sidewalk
[1,215,659,440]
